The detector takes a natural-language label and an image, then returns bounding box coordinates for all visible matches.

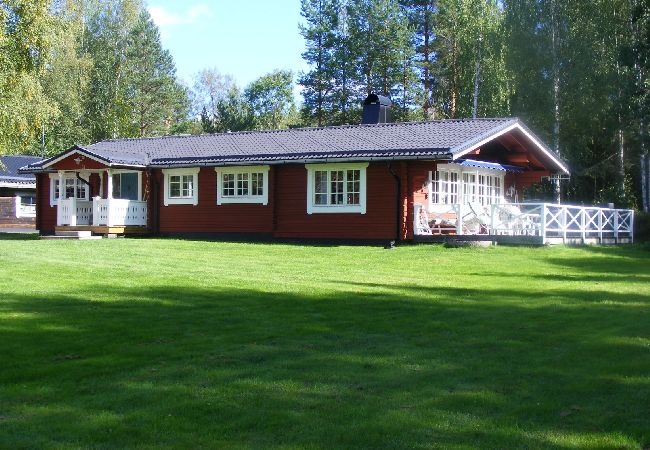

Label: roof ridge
[95,117,519,144]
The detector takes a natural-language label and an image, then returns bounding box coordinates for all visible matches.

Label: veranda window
[430,164,505,207]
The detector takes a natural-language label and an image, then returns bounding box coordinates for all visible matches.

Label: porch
[53,168,148,233]
[414,203,634,245]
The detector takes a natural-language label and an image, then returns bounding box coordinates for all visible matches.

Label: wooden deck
[55,225,148,235]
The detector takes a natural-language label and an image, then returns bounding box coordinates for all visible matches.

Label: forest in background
[1,0,648,209]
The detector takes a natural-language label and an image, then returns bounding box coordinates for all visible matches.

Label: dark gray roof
[1,155,42,184]
[20,118,568,173]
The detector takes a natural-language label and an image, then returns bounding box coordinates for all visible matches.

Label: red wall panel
[155,167,274,234]
[36,174,56,233]
[273,163,398,240]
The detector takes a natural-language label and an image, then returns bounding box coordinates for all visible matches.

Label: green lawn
[0,237,649,449]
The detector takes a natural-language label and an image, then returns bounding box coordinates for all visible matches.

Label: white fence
[57,198,147,227]
[415,203,634,244]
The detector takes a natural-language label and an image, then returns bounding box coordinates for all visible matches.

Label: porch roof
[19,118,569,174]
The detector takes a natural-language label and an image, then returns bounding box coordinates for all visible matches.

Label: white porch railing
[57,198,147,227]
[57,198,93,226]
[92,199,148,226]
[414,203,635,244]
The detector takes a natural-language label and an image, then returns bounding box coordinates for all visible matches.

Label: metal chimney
[362,94,392,124]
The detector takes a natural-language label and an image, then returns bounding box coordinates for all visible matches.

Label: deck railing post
[490,204,496,235]
[598,209,603,243]
[413,204,420,236]
[580,208,586,243]
[69,197,77,227]
[561,206,567,243]
[456,204,462,235]
[630,210,634,243]
[613,211,619,242]
[106,169,113,227]
[541,204,547,244]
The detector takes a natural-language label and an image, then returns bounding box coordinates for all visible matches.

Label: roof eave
[147,152,454,168]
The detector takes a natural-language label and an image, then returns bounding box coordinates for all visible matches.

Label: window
[306,163,368,214]
[430,164,505,207]
[215,166,269,205]
[49,173,90,206]
[163,168,200,206]
[112,172,141,200]
[462,173,476,203]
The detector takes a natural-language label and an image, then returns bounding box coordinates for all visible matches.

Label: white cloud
[148,4,213,28]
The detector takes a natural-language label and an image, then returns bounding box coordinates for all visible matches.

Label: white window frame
[215,165,270,205]
[429,163,505,209]
[305,162,368,214]
[162,168,200,206]
[111,169,143,201]
[49,172,90,207]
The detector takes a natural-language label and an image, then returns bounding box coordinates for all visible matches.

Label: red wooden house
[20,97,634,244]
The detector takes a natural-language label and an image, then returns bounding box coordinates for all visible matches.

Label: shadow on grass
[1,281,648,448]
[0,232,38,240]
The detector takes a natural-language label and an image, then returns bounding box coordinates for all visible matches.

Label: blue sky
[147,1,308,95]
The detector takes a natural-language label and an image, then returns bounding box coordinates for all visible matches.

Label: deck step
[55,230,93,237]
[41,235,102,240]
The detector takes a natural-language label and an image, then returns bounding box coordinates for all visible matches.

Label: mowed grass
[0,237,649,449]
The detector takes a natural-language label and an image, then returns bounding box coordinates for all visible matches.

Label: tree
[81,0,144,141]
[434,0,509,119]
[123,10,188,137]
[0,0,60,154]
[213,85,256,133]
[299,0,340,126]
[38,0,93,154]
[245,70,297,130]
[400,0,438,118]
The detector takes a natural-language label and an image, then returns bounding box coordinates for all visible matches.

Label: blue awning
[457,159,525,172]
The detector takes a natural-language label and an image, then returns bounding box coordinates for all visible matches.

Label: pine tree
[299,0,340,126]
[123,10,188,137]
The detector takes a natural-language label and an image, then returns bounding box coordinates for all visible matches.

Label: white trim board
[452,123,570,175]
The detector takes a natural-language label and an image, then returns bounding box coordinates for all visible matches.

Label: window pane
[431,171,439,204]
[346,170,360,205]
[439,171,449,203]
[169,175,181,197]
[237,173,249,196]
[112,174,121,199]
[222,173,235,196]
[478,175,486,205]
[462,173,476,204]
[251,173,263,196]
[181,175,193,197]
[330,170,344,205]
[54,179,61,200]
[65,178,76,199]
[448,172,459,204]
[117,173,139,200]
[314,171,328,205]
[494,177,502,203]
